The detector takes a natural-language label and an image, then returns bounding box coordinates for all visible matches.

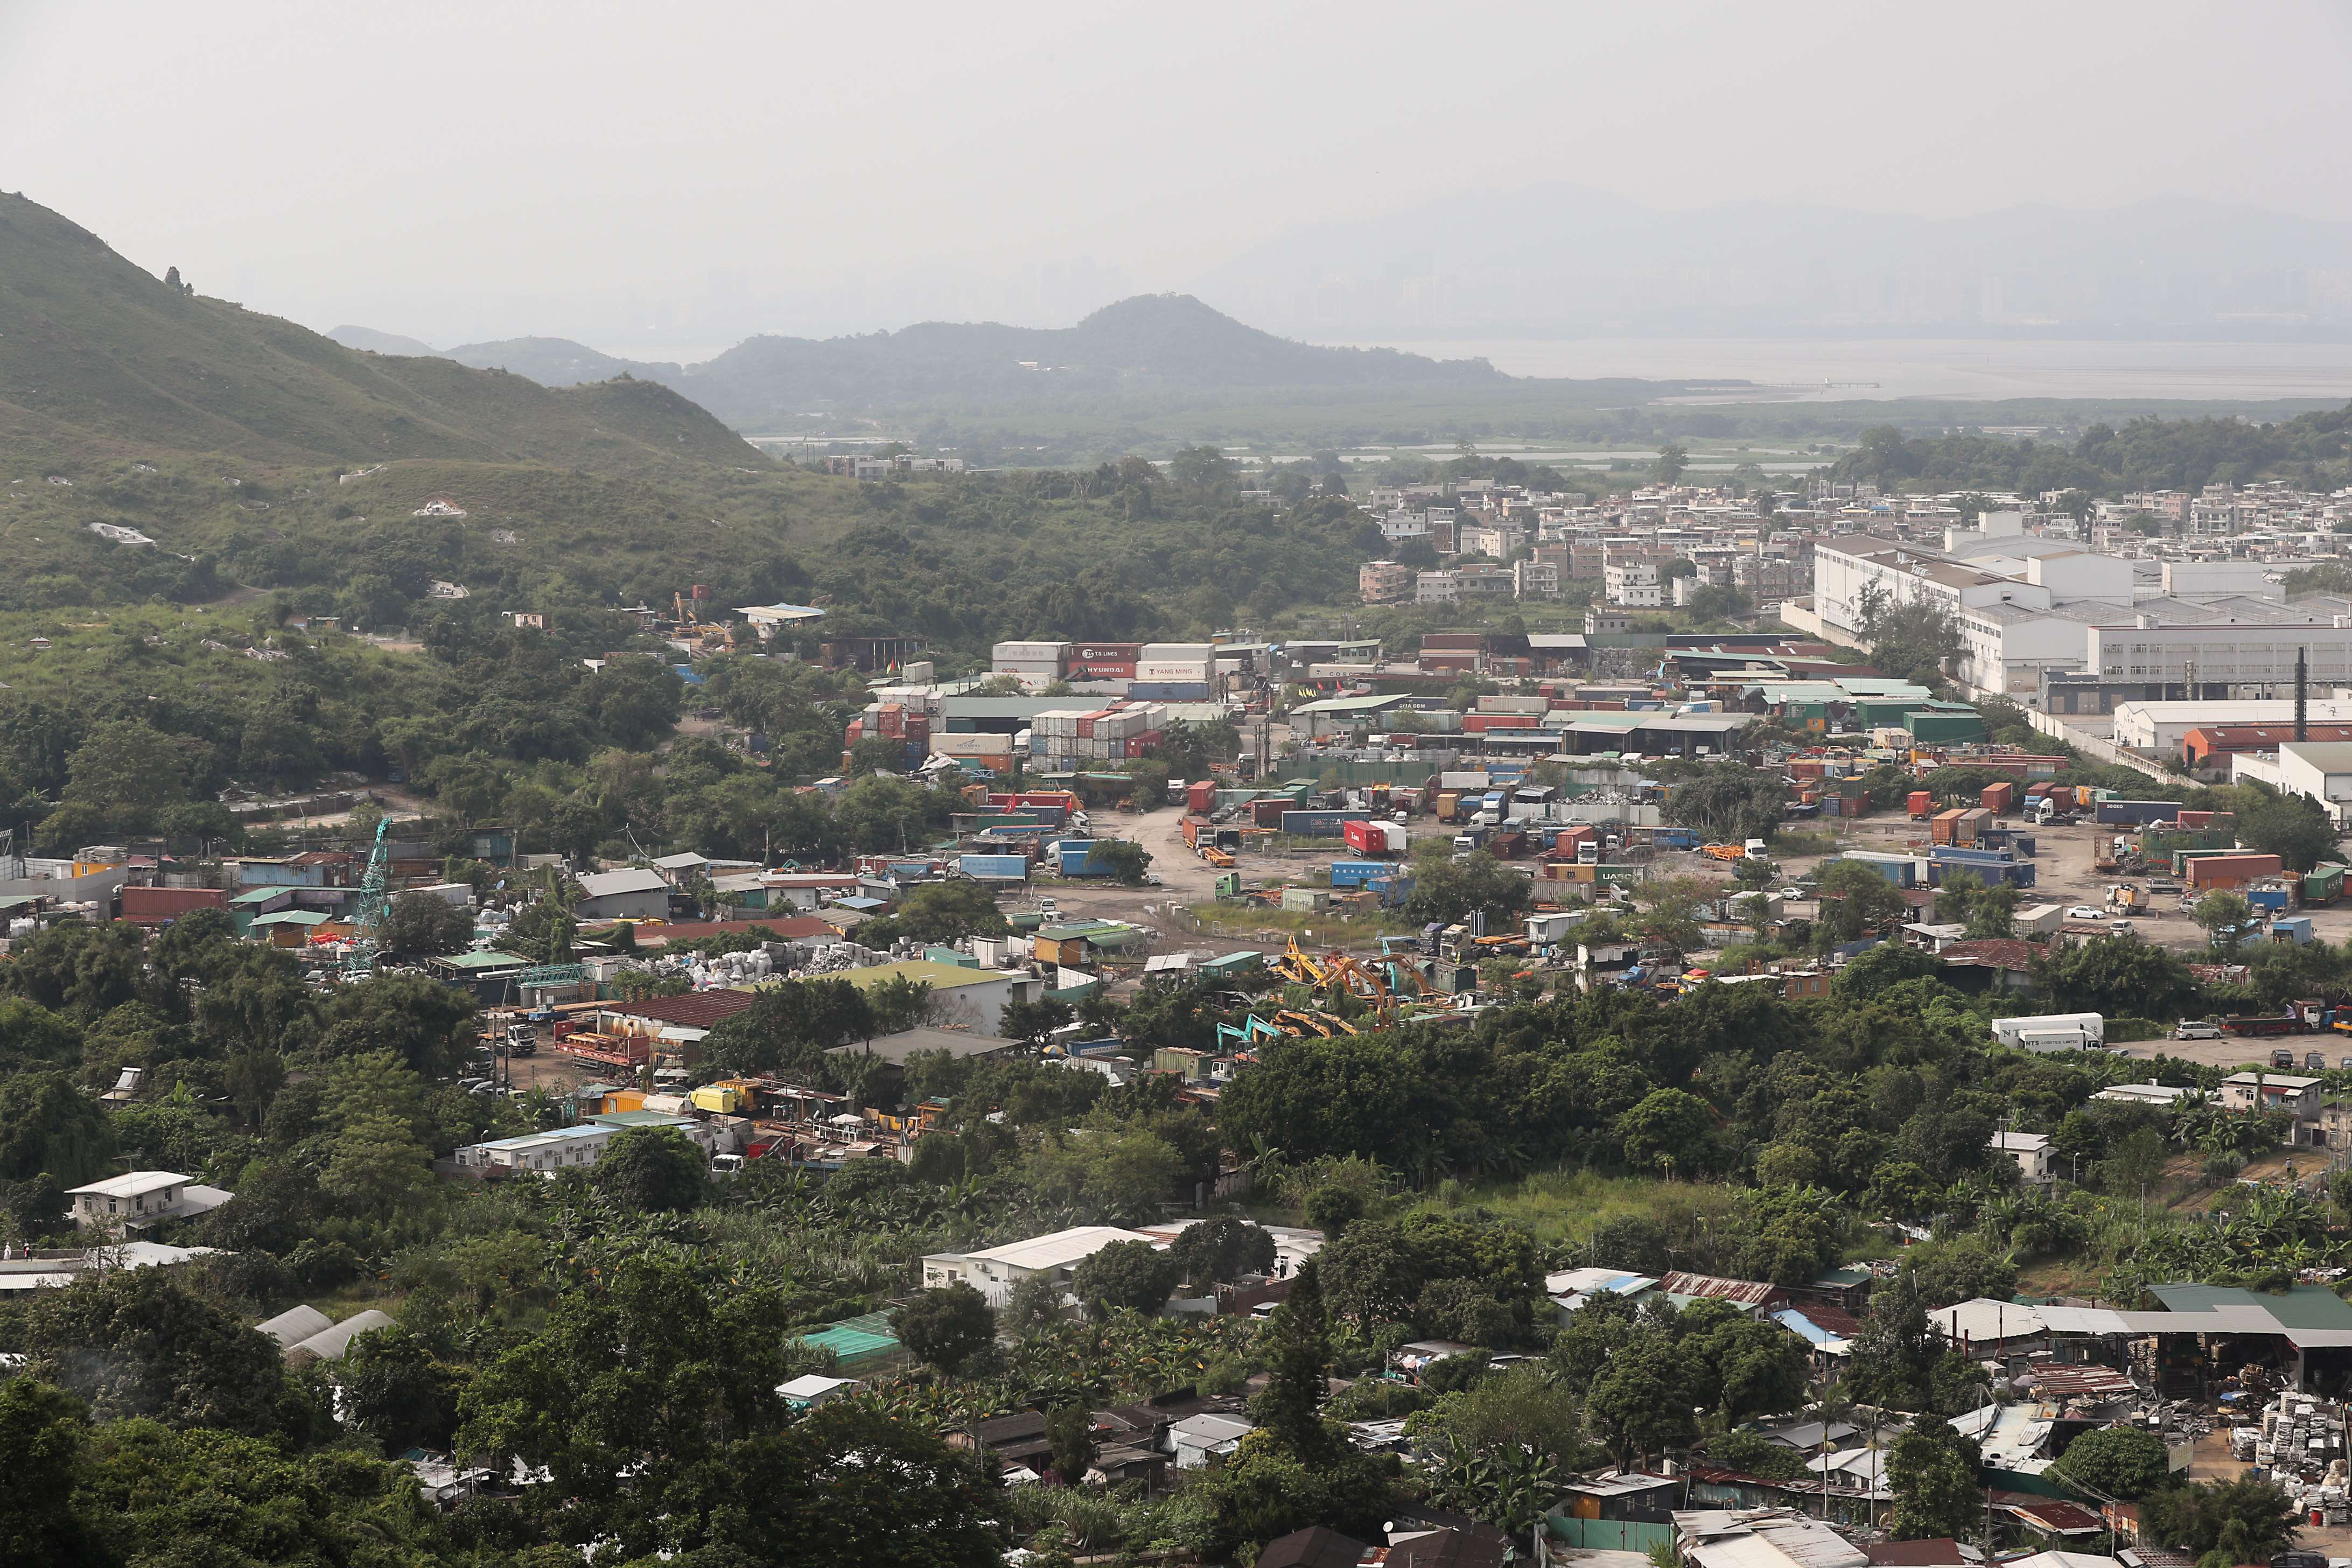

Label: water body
[1341,338,2352,403]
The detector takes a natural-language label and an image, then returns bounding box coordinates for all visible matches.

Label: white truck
[1991,1012,2105,1053]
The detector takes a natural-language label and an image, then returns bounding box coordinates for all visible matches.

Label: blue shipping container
[960,853,1030,881]
[1279,810,1370,837]
[2247,887,2290,913]
[1060,850,1113,877]
[1126,682,1212,699]
[1327,860,1389,890]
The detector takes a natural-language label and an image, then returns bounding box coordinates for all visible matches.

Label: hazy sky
[5,1,2350,348]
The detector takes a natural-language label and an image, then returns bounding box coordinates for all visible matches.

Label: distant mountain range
[1186,185,2352,340]
[328,294,1518,429]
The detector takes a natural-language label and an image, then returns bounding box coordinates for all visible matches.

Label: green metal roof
[797,1311,902,1365]
[2151,1282,2352,1332]
[230,887,289,906]
[835,959,1012,992]
[431,949,531,970]
[249,909,332,927]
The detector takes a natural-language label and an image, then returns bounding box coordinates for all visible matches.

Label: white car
[2065,905,2106,921]
[2109,920,2135,935]
[2174,1020,2222,1040]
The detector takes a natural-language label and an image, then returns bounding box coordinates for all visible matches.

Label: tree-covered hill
[1826,403,2352,498]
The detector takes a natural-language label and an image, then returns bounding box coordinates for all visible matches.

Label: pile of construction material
[2241,1391,2350,1523]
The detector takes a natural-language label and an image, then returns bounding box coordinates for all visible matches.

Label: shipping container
[2094,799,2185,827]
[2305,865,2347,906]
[1344,819,1404,857]
[2184,852,2286,889]
[1186,780,1215,815]
[1125,682,1212,701]
[1279,809,1369,838]
[1980,781,2015,814]
[958,854,1030,883]
[992,641,1069,662]
[1327,860,1391,890]
[1929,808,1966,845]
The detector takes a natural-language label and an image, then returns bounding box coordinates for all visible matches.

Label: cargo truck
[1990,1012,2105,1051]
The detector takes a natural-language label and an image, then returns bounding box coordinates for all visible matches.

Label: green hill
[326,324,439,356]
[662,293,1509,430]
[0,194,759,474]
[445,336,666,387]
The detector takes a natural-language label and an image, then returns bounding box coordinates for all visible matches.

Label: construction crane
[341,816,393,980]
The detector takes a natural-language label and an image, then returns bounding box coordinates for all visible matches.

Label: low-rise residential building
[1359,559,1416,604]
[1606,559,1664,607]
[1992,1130,2054,1184]
[65,1171,233,1234]
[2221,1070,2323,1124]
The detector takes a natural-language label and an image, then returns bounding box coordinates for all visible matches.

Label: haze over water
[1342,339,2352,403]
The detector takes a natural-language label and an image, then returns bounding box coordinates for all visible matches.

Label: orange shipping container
[2184,853,2284,888]
[1907,790,1933,819]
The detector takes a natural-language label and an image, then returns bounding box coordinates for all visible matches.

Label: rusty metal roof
[1659,1271,1782,1306]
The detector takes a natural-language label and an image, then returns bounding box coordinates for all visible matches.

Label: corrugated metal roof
[1658,1271,1780,1306]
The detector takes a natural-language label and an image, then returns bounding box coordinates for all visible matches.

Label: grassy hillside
[0,193,760,475]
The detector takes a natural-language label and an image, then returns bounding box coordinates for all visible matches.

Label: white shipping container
[993,641,1070,661]
[933,733,1014,756]
[1143,643,1214,660]
[1137,661,1212,682]
[992,660,1065,675]
[1476,695,1550,714]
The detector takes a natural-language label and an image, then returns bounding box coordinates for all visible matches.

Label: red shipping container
[1124,730,1163,758]
[2179,810,2213,829]
[1069,661,1138,681]
[845,718,865,744]
[1907,791,1933,817]
[1981,781,2015,813]
[120,885,231,926]
[1187,781,1215,814]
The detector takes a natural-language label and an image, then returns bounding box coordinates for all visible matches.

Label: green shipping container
[1903,712,1990,744]
[2305,865,2347,905]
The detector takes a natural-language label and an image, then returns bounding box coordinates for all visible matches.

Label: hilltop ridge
[0,192,760,473]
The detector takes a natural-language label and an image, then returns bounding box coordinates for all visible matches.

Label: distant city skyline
[5,2,2350,348]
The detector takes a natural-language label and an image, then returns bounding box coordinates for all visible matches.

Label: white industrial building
[2231,740,2352,824]
[1812,530,2352,707]
[2112,700,2352,752]
[921,1224,1164,1305]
